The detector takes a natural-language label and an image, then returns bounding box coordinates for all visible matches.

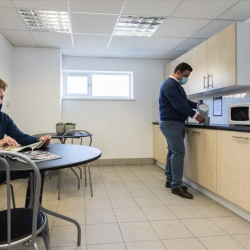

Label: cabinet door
[159,131,168,165]
[169,52,189,95]
[188,41,208,94]
[153,125,161,162]
[217,131,250,212]
[184,128,217,192]
[208,23,236,89]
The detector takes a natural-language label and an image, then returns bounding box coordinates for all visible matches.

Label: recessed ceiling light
[19,9,70,33]
[114,16,165,37]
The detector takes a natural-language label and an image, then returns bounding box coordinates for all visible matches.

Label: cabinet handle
[232,136,249,140]
[191,131,200,134]
[203,75,208,89]
[208,74,213,88]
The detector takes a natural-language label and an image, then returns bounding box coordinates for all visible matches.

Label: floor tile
[167,205,205,219]
[86,209,117,224]
[181,218,227,237]
[210,216,250,235]
[186,193,216,205]
[134,196,164,207]
[158,194,189,206]
[87,243,126,250]
[54,210,85,226]
[150,187,172,196]
[143,181,165,188]
[101,173,122,183]
[57,199,85,211]
[85,190,109,199]
[99,167,116,173]
[126,240,166,250]
[114,207,147,222]
[125,181,147,189]
[162,238,206,250]
[129,188,155,197]
[151,220,193,240]
[232,234,250,249]
[86,223,123,245]
[110,197,138,208]
[141,206,176,220]
[104,182,126,190]
[198,235,246,249]
[194,204,235,217]
[85,198,112,210]
[119,221,159,242]
[107,189,132,198]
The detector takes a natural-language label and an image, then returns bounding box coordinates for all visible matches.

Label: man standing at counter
[159,62,205,199]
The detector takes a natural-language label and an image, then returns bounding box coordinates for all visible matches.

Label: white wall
[62,57,168,159]
[0,33,14,116]
[13,47,62,135]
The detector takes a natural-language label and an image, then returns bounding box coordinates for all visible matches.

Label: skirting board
[155,161,250,223]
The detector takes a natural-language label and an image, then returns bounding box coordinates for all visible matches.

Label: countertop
[152,122,250,133]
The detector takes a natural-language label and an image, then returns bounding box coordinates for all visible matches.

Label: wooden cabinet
[153,125,168,165]
[217,131,250,212]
[165,23,250,95]
[184,128,217,192]
[188,41,208,94]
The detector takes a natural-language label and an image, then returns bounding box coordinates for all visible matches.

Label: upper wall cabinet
[164,52,189,95]
[165,23,250,96]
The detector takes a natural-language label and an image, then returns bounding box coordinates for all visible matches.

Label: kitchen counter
[152,122,250,133]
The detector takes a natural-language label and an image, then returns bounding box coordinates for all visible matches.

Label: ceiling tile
[0,30,37,46]
[71,13,118,34]
[143,37,186,51]
[192,20,235,39]
[162,51,185,60]
[174,38,206,52]
[109,36,149,49]
[0,7,27,30]
[73,34,110,48]
[73,47,106,57]
[172,0,238,19]
[122,0,182,16]
[70,1,124,14]
[31,32,72,47]
[0,1,12,7]
[134,50,170,59]
[218,0,250,21]
[61,46,74,56]
[104,49,139,58]
[154,18,211,38]
[13,0,68,11]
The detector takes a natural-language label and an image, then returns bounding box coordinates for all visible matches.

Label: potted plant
[65,122,76,134]
[56,122,65,135]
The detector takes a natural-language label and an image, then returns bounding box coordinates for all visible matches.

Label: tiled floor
[1,164,250,250]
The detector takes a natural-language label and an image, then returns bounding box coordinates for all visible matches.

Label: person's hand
[39,135,51,146]
[0,136,20,147]
[195,114,205,124]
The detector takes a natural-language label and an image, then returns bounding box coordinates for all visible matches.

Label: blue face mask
[179,77,188,85]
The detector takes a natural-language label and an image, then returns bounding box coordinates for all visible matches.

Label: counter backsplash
[152,87,250,125]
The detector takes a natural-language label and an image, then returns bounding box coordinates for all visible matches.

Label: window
[64,71,133,99]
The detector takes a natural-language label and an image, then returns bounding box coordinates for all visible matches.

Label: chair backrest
[0,152,41,248]
[62,129,92,146]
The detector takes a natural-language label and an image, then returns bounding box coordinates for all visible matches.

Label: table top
[34,132,92,139]
[0,144,101,172]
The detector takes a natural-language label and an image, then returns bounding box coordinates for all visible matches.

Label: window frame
[63,70,133,100]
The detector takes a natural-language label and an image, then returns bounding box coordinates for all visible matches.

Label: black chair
[57,129,93,199]
[0,152,51,250]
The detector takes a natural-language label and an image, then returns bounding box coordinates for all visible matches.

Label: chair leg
[33,242,39,250]
[87,163,93,197]
[10,184,16,208]
[76,166,83,179]
[70,168,81,189]
[41,229,51,250]
[84,164,87,187]
[58,169,63,200]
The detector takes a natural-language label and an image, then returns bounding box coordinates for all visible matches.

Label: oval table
[0,144,102,246]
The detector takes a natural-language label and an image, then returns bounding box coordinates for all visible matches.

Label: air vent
[114,16,165,37]
[19,9,69,33]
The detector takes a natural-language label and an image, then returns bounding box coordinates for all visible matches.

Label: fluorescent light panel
[19,9,69,32]
[115,16,165,37]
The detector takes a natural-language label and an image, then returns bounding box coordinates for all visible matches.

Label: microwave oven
[228,103,250,125]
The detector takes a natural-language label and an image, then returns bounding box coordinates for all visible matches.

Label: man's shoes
[165,182,188,192]
[171,188,193,199]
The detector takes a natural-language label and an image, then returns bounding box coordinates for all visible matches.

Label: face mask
[179,77,188,85]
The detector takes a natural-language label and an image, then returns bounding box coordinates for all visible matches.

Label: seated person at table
[0,78,51,184]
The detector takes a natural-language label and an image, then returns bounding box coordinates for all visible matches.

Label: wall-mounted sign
[213,96,222,116]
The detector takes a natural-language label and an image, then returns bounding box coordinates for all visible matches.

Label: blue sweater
[0,112,38,146]
[159,77,197,123]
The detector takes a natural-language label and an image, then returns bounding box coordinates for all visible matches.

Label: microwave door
[231,107,249,121]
